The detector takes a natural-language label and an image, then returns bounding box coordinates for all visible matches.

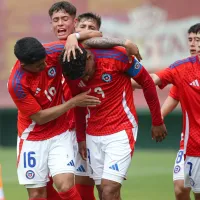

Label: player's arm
[30,90,99,125]
[123,57,167,142]
[126,59,163,126]
[161,86,179,118]
[131,71,171,89]
[8,83,100,125]
[64,30,102,61]
[82,38,142,62]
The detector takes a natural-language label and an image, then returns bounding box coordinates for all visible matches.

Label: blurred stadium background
[0,0,199,199]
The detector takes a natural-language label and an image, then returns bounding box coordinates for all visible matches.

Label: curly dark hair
[14,37,46,65]
[60,48,87,80]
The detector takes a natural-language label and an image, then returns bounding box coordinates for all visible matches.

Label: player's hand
[124,40,142,62]
[78,141,87,161]
[71,89,101,107]
[63,33,83,62]
[151,124,167,142]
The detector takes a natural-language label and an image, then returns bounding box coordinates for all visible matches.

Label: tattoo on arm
[83,37,126,48]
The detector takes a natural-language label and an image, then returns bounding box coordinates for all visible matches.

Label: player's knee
[53,173,75,192]
[27,187,46,199]
[101,180,121,200]
[174,181,190,200]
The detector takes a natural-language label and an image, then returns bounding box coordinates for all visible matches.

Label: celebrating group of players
[7,1,200,200]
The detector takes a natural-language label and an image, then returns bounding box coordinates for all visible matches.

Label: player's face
[82,53,95,82]
[51,10,75,40]
[195,32,200,57]
[21,59,47,73]
[75,18,99,32]
[188,32,197,56]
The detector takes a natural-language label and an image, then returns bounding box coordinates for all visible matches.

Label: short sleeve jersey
[156,56,200,156]
[8,41,70,140]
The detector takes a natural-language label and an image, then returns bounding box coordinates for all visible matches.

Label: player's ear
[86,51,92,60]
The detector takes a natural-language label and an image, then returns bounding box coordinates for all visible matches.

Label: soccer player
[75,12,101,32]
[47,3,102,200]
[150,24,200,200]
[47,2,141,200]
[8,37,102,200]
[60,47,167,200]
[61,12,102,200]
[161,23,200,200]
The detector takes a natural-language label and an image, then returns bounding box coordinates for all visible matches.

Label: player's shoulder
[8,61,27,99]
[169,56,197,69]
[43,40,65,54]
[92,46,129,63]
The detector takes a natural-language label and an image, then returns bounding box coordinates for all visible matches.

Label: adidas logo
[78,81,86,88]
[189,79,199,87]
[35,88,41,95]
[109,164,119,171]
[67,160,75,166]
[77,165,86,172]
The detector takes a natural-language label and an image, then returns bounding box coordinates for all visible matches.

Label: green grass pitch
[0,147,195,200]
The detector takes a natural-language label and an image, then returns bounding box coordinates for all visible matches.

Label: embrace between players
[7,1,200,200]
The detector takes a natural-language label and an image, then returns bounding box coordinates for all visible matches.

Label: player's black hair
[77,12,101,29]
[60,48,87,80]
[14,37,46,65]
[188,23,200,34]
[49,1,76,18]
[194,23,200,34]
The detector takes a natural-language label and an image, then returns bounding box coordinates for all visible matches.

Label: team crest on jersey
[26,170,35,179]
[134,62,140,69]
[174,165,181,173]
[48,67,56,77]
[102,73,112,83]
[189,178,195,186]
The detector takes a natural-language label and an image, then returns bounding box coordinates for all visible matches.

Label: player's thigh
[102,128,137,184]
[17,137,49,187]
[173,150,185,181]
[48,131,76,178]
[86,134,104,185]
[184,156,200,193]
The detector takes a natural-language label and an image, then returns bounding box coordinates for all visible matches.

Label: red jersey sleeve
[169,86,179,101]
[155,68,175,89]
[43,40,65,66]
[8,81,41,117]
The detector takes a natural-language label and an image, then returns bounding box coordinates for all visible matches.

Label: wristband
[75,32,80,39]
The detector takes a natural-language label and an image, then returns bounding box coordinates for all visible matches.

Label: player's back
[76,47,138,136]
[8,42,70,141]
[168,56,200,156]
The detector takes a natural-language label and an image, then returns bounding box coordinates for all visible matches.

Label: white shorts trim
[173,150,184,181]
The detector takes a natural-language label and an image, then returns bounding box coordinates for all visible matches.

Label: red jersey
[169,86,179,101]
[156,55,200,156]
[169,86,184,150]
[66,47,163,139]
[8,41,69,141]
